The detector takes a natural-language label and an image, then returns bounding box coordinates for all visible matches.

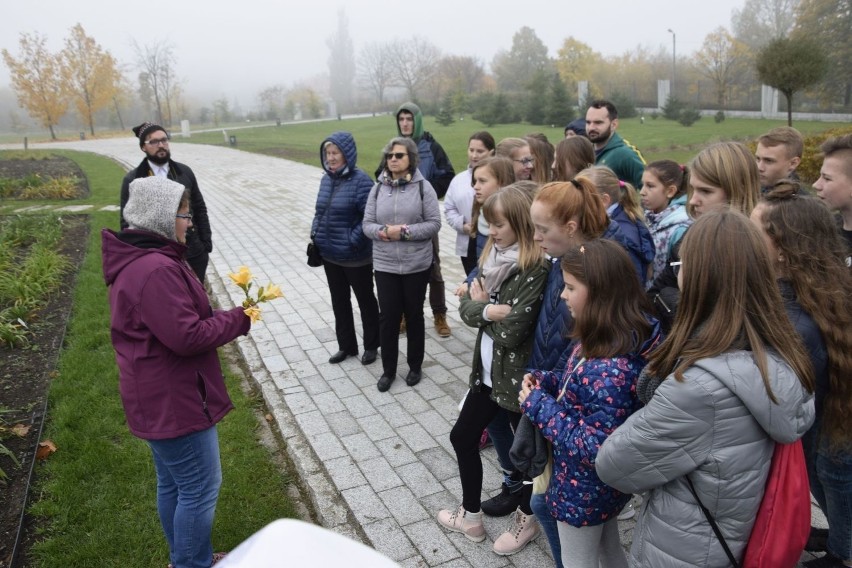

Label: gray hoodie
[596,350,814,568]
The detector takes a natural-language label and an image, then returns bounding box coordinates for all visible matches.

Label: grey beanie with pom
[124,177,186,241]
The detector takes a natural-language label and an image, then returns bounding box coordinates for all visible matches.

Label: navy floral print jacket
[522,320,661,527]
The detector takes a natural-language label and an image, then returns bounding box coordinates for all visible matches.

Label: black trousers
[323,261,380,355]
[429,234,447,314]
[374,267,431,376]
[461,236,478,276]
[451,387,531,513]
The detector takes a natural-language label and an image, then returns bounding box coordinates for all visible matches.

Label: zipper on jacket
[197,373,213,423]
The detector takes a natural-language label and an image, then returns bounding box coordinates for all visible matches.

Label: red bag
[742,440,811,568]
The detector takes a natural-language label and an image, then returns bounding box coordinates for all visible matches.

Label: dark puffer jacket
[311,132,376,264]
[609,204,655,286]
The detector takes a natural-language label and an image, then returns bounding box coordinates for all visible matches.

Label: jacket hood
[396,102,424,140]
[693,351,814,443]
[102,228,186,286]
[320,131,357,177]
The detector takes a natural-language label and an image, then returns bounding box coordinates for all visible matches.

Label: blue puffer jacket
[609,204,655,286]
[311,132,376,264]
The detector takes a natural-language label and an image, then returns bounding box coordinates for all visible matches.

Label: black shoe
[405,369,422,387]
[481,483,523,517]
[377,373,395,392]
[805,527,829,552]
[361,350,378,365]
[328,351,354,364]
[804,552,845,568]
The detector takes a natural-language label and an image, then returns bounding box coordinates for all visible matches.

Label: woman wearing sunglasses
[363,137,441,392]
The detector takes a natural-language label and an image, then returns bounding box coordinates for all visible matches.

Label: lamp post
[667,28,676,97]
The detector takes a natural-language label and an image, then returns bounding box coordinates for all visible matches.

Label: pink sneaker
[493,507,540,555]
[437,505,486,542]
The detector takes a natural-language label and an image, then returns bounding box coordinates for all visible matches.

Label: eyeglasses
[386,152,408,160]
[513,157,535,166]
[175,213,192,221]
[670,261,682,276]
[146,137,170,147]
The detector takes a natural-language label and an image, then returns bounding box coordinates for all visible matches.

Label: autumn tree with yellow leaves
[2,33,69,140]
[62,24,122,136]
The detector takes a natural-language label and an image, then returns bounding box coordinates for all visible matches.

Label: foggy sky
[2,0,746,109]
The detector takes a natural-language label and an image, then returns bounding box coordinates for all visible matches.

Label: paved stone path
[1,137,823,567]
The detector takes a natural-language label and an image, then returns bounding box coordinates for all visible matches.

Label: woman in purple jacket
[102,176,251,568]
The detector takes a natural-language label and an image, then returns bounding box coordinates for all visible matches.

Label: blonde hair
[582,165,646,222]
[479,185,543,273]
[470,157,516,237]
[688,141,760,217]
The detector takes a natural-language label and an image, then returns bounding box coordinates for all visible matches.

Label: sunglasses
[385,152,408,160]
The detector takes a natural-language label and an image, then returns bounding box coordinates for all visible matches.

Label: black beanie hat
[132,122,166,147]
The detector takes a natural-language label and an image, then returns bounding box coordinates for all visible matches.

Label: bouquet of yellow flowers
[227,266,283,323]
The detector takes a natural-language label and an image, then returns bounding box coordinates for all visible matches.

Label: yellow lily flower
[244,306,262,323]
[228,266,252,288]
[259,283,283,301]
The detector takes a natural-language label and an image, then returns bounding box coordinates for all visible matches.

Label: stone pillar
[761,85,779,118]
[658,80,671,109]
[578,81,589,108]
[180,119,190,138]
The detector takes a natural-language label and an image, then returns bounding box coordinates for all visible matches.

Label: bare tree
[732,0,800,49]
[391,36,441,101]
[327,9,355,114]
[358,41,394,106]
[694,27,750,107]
[132,40,178,126]
[436,55,485,96]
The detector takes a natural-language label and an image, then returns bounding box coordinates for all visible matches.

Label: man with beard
[120,122,213,282]
[585,100,645,189]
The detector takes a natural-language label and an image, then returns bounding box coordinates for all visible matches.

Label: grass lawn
[0,149,302,567]
[179,114,847,169]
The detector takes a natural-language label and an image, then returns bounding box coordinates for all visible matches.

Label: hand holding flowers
[227,266,283,323]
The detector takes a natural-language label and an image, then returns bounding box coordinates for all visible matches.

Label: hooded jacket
[595,131,645,190]
[311,132,375,264]
[375,102,455,199]
[102,229,250,440]
[522,322,662,527]
[596,351,814,567]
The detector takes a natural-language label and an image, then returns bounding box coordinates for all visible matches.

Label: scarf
[481,242,519,295]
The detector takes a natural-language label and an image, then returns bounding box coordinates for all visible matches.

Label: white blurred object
[216,519,399,567]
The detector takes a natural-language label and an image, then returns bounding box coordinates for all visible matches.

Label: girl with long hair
[641,159,692,283]
[751,182,852,567]
[647,141,761,331]
[597,208,815,567]
[437,186,549,555]
[551,136,595,182]
[497,137,534,181]
[582,166,655,285]
[519,238,661,568]
[445,131,496,275]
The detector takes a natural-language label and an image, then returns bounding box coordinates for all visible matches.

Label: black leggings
[451,386,531,514]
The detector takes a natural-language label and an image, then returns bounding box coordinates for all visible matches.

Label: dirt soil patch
[0,155,89,200]
[0,181,88,566]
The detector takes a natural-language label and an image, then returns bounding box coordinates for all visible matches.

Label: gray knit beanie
[124,177,185,241]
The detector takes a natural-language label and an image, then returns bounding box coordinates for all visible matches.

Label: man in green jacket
[585,100,645,189]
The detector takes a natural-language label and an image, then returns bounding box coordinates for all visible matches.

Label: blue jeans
[486,409,516,474]
[531,492,564,568]
[148,426,222,568]
[811,449,852,560]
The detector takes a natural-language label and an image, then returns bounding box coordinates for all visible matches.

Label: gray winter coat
[596,351,814,568]
[362,170,441,274]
